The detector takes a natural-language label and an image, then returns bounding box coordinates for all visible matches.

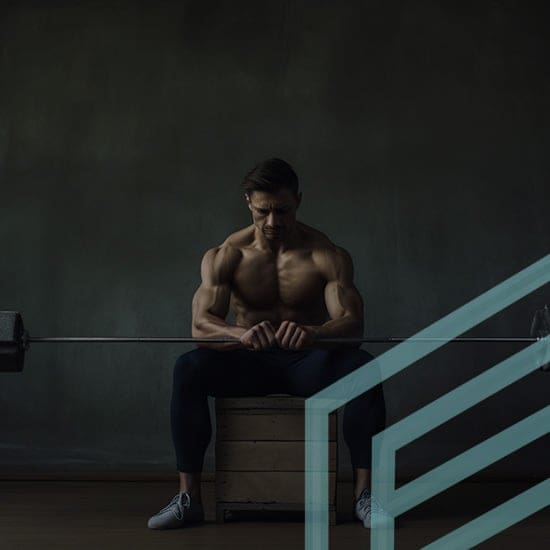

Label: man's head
[242,158,302,241]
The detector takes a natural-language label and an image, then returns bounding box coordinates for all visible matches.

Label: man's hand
[275,321,317,350]
[239,321,277,351]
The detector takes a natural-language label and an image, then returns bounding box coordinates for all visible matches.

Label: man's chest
[231,249,326,309]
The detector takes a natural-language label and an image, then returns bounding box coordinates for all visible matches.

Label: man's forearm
[192,316,247,351]
[305,317,363,349]
[193,315,364,351]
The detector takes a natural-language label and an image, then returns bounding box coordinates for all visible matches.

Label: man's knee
[334,347,376,369]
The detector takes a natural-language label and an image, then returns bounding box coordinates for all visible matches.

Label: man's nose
[267,212,278,225]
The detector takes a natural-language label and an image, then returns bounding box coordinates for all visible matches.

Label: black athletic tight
[170,346,386,472]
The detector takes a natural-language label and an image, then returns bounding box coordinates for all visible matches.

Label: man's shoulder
[201,236,245,280]
[297,222,337,252]
[304,226,353,278]
[222,225,254,250]
[203,226,251,256]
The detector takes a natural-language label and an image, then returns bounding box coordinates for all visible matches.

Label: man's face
[246,188,301,240]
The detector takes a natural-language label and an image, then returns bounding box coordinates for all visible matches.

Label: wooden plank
[216,441,337,471]
[216,471,337,504]
[216,413,337,440]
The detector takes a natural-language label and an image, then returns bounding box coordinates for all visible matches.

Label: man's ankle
[180,489,202,502]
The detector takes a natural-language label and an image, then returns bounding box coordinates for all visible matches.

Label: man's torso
[221,222,336,329]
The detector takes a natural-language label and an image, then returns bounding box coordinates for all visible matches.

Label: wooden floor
[0,480,548,549]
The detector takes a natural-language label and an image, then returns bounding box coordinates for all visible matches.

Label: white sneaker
[147,492,204,529]
[354,488,393,528]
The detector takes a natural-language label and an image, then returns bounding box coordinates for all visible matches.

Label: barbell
[0,307,549,373]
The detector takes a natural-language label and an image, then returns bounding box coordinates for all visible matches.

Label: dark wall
[1,1,548,480]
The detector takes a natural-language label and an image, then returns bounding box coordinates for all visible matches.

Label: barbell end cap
[21,330,30,351]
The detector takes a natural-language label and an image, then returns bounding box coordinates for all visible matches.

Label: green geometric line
[390,406,549,516]
[304,253,549,550]
[422,478,550,549]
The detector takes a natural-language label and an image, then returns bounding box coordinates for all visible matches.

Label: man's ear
[296,192,302,209]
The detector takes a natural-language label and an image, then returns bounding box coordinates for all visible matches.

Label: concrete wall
[1,0,548,480]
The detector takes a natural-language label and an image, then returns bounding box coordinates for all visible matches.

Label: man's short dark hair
[242,158,299,197]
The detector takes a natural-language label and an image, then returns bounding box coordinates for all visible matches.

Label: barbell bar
[1,307,549,373]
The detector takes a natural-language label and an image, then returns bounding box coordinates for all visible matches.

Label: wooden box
[215,395,338,524]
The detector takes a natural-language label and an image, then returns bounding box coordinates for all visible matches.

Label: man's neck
[254,223,302,254]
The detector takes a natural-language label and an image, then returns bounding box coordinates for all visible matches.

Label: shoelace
[357,492,372,516]
[158,493,190,521]
[357,490,390,518]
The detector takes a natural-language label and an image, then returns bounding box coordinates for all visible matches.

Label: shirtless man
[147,158,387,530]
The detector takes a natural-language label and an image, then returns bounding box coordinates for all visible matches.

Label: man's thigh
[285,347,378,396]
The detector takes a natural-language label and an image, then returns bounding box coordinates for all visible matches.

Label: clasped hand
[240,320,317,351]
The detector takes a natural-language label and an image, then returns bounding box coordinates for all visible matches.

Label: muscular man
[148,158,387,530]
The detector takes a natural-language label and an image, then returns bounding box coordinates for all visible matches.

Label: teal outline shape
[305,253,549,550]
[422,477,550,549]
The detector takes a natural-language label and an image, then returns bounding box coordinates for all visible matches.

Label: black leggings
[170,346,386,472]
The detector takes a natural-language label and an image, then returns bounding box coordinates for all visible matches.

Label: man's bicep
[192,247,232,328]
[192,283,231,326]
[324,280,364,320]
[323,247,364,322]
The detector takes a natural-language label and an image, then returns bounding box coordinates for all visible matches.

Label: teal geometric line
[309,254,549,410]
[370,345,550,550]
[374,338,550,515]
[304,253,549,550]
[378,338,549,450]
[304,400,330,549]
[389,406,549,516]
[371,319,550,544]
[423,478,550,550]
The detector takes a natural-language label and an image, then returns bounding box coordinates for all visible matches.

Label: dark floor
[0,480,548,549]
